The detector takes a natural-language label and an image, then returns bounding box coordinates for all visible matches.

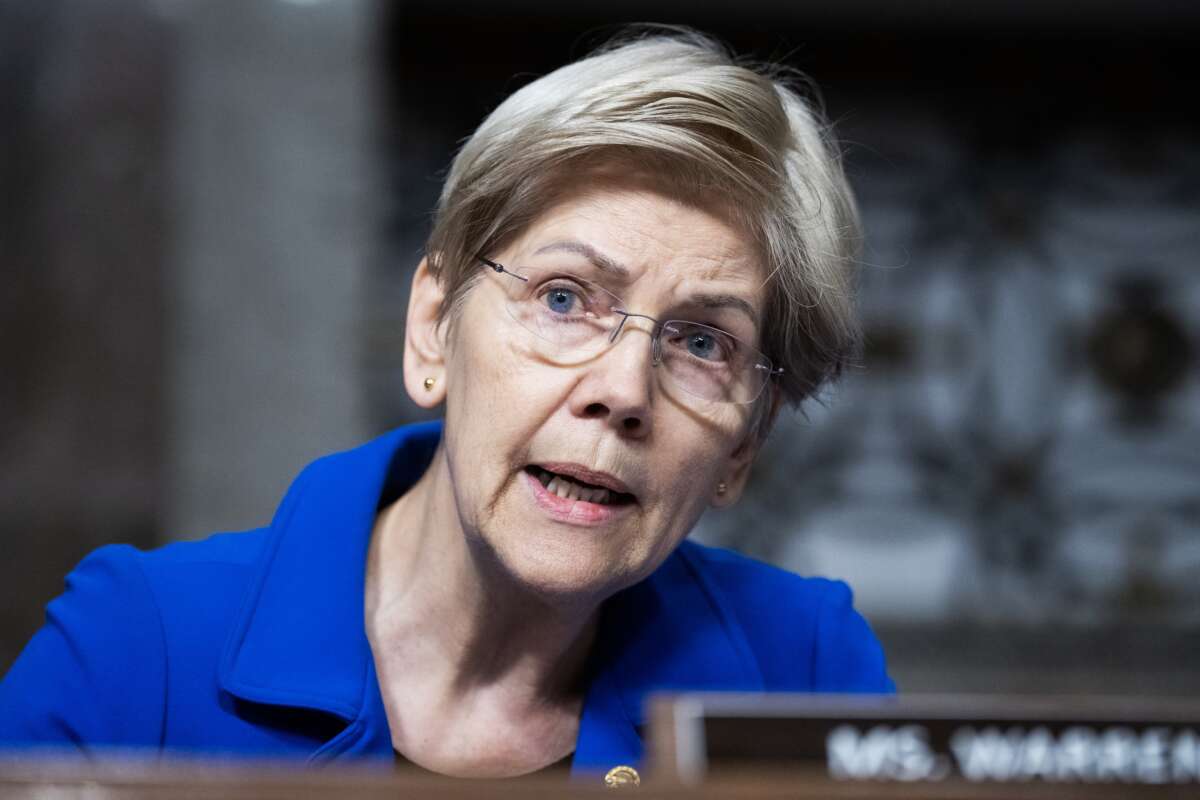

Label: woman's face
[409,175,771,601]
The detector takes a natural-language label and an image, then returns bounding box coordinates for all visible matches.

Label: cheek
[442,323,571,489]
[449,342,560,431]
[640,429,734,540]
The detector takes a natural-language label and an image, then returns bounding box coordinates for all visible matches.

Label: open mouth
[524,466,636,506]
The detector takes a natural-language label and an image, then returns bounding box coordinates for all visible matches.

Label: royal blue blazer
[0,421,893,777]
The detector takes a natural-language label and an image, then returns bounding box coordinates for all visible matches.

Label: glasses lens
[658,320,771,404]
[501,267,622,357]
[487,262,773,406]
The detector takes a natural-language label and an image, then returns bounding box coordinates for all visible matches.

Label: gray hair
[426,28,862,435]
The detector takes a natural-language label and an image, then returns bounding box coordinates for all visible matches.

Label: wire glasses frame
[478,255,783,405]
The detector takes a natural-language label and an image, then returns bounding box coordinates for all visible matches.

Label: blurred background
[3,0,1199,695]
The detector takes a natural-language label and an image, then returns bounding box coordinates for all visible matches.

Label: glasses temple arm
[476,254,529,282]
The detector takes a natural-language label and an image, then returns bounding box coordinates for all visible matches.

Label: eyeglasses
[478,256,782,406]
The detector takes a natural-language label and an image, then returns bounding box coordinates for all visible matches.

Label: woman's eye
[667,325,733,362]
[543,287,579,314]
[687,333,721,360]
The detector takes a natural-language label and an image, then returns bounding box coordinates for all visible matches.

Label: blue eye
[544,288,578,314]
[687,333,719,360]
[663,323,734,364]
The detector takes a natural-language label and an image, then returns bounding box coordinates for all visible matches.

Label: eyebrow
[533,240,631,279]
[689,292,760,330]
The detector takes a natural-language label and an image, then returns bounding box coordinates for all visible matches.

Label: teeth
[582,487,610,504]
[536,469,615,505]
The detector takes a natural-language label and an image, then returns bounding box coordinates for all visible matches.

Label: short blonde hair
[426,28,862,430]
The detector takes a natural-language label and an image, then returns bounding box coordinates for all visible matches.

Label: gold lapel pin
[603,765,640,788]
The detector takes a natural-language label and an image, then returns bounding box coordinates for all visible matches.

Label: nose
[567,319,655,438]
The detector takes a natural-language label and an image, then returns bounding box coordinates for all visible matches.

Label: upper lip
[535,462,635,497]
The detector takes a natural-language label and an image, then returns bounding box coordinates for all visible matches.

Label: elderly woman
[0,30,891,779]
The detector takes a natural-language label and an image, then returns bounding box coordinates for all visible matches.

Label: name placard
[649,693,1200,788]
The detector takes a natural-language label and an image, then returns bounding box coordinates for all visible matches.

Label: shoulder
[95,531,271,687]
[674,540,895,693]
[67,531,269,635]
[0,531,269,749]
[140,528,270,568]
[38,529,268,637]
[129,529,268,596]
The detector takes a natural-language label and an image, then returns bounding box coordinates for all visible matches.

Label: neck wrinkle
[364,444,600,710]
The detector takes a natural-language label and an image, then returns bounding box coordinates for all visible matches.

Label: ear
[402,256,449,408]
[710,385,782,508]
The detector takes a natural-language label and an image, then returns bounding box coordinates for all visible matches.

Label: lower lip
[523,471,632,525]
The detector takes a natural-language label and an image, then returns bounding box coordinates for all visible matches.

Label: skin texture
[365,173,773,777]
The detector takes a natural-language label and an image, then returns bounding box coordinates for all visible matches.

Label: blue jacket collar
[218,422,441,747]
[218,421,763,773]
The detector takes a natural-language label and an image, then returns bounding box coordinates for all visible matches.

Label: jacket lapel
[572,542,765,777]
[218,422,443,758]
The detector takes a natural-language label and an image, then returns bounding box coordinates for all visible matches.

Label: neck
[365,444,600,715]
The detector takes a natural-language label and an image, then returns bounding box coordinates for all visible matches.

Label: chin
[489,534,640,603]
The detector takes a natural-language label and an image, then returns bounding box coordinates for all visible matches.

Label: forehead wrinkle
[532,239,631,279]
[663,247,764,318]
[611,230,764,336]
